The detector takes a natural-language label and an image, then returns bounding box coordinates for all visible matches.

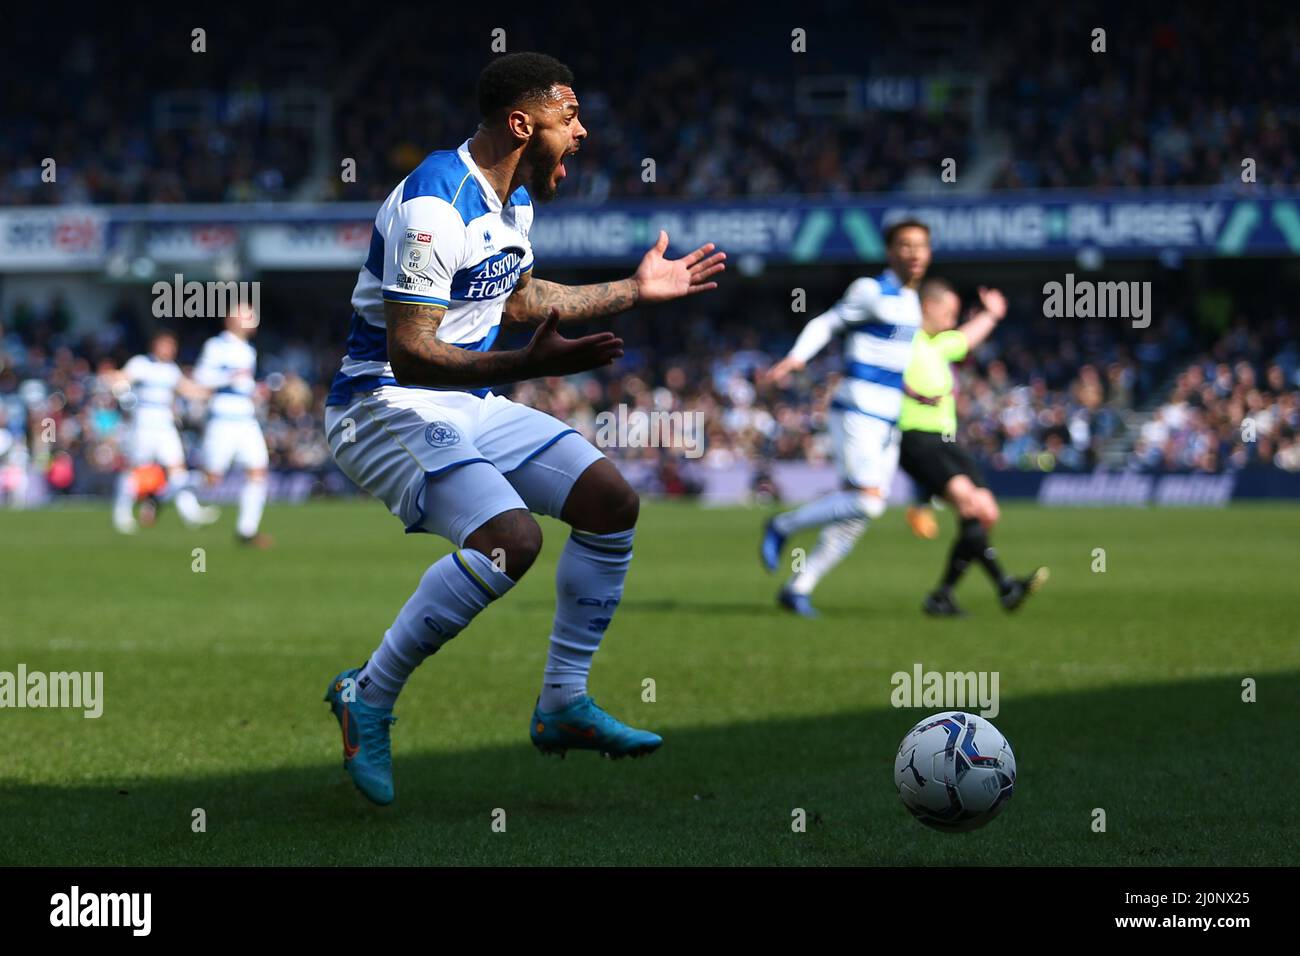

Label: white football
[894,712,1016,831]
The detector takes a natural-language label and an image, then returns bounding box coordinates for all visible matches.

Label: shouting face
[520,84,585,201]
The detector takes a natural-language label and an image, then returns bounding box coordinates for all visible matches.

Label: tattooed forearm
[385,301,528,388]
[503,274,637,326]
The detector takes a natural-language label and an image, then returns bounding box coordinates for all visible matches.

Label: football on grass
[894,712,1016,831]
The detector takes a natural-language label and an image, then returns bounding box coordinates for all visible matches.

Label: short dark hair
[919,277,956,302]
[477,52,574,121]
[151,328,177,343]
[884,218,931,247]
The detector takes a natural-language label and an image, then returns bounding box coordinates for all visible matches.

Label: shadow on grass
[1,672,1295,866]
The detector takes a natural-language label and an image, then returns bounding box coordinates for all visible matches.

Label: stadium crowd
[984,6,1300,191]
[2,283,1297,504]
[4,4,1298,207]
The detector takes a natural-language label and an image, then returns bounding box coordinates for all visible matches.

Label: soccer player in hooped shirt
[321,53,725,805]
[195,306,273,548]
[112,329,215,534]
[758,221,931,617]
[898,280,1047,616]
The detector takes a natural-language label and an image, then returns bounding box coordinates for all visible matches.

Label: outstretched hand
[525,309,625,376]
[633,230,726,303]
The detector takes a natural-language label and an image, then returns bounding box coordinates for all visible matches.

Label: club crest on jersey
[402,228,433,273]
[424,421,460,447]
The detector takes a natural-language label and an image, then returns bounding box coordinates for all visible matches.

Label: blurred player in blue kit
[759,221,931,617]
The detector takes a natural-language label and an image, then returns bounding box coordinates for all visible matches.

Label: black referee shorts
[899,429,984,502]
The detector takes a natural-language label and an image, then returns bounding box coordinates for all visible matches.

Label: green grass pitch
[1,499,1296,866]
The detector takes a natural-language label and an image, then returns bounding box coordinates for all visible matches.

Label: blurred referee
[899,279,1048,616]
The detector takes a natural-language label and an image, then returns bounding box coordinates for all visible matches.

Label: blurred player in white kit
[194,305,273,548]
[112,329,215,534]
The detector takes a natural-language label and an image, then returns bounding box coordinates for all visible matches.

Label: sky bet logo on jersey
[402,229,433,271]
[452,247,526,300]
[396,228,435,293]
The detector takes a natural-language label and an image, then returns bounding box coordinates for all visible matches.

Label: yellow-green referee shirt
[899,329,967,434]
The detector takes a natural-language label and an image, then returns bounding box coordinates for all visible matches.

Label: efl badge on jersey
[402,228,433,272]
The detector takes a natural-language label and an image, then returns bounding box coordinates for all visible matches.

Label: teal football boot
[323,667,397,805]
[531,695,662,759]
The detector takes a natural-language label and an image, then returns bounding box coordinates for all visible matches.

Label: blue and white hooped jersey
[123,355,182,431]
[195,331,258,421]
[327,138,535,407]
[830,269,921,424]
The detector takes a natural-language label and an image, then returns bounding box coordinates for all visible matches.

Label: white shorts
[325,385,605,544]
[828,408,900,490]
[203,418,269,474]
[129,426,185,469]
